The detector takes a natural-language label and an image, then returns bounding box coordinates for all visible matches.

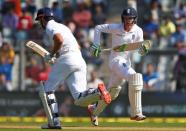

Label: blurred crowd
[140,0,186,92]
[0,0,185,95]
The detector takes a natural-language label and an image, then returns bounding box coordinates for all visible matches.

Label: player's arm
[91,24,117,57]
[94,24,117,46]
[44,33,63,64]
[51,33,64,56]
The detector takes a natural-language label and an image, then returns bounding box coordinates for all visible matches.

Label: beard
[41,22,46,29]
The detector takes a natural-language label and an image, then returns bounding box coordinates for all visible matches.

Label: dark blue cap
[121,7,137,18]
[35,7,54,20]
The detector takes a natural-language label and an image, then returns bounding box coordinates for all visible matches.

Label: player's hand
[44,54,56,64]
[138,44,149,56]
[90,44,101,57]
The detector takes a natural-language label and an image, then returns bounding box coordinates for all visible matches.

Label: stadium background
[0,0,186,119]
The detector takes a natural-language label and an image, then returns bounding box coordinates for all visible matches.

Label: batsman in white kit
[34,7,111,129]
[89,7,148,126]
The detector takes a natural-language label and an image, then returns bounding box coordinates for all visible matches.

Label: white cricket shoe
[130,114,146,121]
[88,104,98,126]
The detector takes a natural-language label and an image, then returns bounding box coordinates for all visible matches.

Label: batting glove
[90,44,101,57]
[138,44,149,56]
[44,54,56,64]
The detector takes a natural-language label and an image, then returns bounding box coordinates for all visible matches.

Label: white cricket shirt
[94,23,143,66]
[45,20,80,54]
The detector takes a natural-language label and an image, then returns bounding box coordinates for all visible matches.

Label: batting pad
[128,73,143,117]
[93,86,122,116]
[47,93,58,113]
[39,82,54,126]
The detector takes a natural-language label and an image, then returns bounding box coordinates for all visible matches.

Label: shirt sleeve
[94,24,118,45]
[137,28,144,41]
[46,22,61,39]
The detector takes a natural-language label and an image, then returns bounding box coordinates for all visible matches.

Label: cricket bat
[26,41,49,57]
[102,40,152,52]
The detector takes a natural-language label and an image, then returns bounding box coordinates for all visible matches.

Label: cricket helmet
[121,7,137,23]
[35,7,54,20]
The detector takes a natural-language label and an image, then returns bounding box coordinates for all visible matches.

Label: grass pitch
[0,117,186,131]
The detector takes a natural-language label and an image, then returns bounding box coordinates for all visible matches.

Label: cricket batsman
[35,7,111,129]
[89,7,147,126]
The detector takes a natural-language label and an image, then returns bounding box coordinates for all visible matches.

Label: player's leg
[87,83,114,126]
[39,62,68,129]
[92,72,123,116]
[92,86,122,114]
[86,72,122,126]
[39,82,61,129]
[88,61,127,126]
[111,61,145,121]
[91,61,145,122]
[66,68,111,126]
[128,73,146,121]
[74,83,111,106]
[65,62,110,126]
[87,85,122,126]
[66,67,111,107]
[91,59,131,118]
[87,104,98,126]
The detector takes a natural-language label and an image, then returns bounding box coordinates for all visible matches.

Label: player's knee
[39,82,56,104]
[109,86,122,100]
[128,73,143,91]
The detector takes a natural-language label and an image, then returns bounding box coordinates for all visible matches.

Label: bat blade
[26,41,49,57]
[113,40,152,52]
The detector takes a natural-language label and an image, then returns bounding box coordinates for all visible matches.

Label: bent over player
[89,7,147,126]
[35,7,111,129]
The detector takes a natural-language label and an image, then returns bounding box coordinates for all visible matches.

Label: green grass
[1,117,186,131]
[0,121,186,131]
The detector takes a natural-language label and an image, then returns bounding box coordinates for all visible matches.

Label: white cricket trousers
[44,51,87,99]
[108,58,136,87]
